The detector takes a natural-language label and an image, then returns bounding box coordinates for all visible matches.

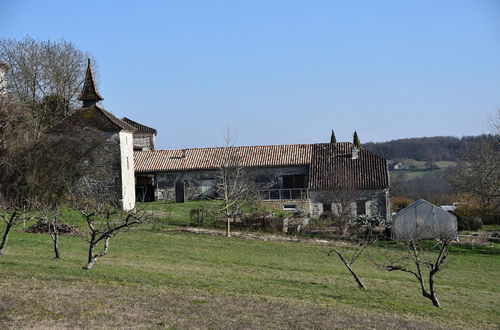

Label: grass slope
[0,221,499,329]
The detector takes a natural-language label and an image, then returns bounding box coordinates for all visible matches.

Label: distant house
[134,143,390,218]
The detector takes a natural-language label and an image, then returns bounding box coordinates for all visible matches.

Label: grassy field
[0,214,499,329]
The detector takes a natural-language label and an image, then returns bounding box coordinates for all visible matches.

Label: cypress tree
[330,130,337,143]
[353,131,361,147]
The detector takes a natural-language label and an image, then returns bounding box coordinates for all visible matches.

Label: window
[323,203,332,212]
[283,204,297,211]
[126,157,129,170]
[356,201,366,216]
[200,180,216,197]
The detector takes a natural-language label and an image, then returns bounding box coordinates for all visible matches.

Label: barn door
[175,181,185,203]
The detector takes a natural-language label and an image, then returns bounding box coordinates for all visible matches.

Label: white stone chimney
[352,146,359,160]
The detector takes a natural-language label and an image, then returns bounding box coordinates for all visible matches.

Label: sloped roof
[77,59,104,102]
[308,143,389,189]
[135,142,389,190]
[122,117,157,134]
[135,144,311,172]
[392,199,458,241]
[47,104,136,133]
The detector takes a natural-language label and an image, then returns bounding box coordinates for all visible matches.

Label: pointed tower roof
[77,59,104,105]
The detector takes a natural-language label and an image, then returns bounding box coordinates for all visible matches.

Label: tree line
[364,135,495,162]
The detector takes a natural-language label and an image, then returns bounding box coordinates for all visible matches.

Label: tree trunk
[428,273,441,307]
[83,237,109,270]
[53,231,60,259]
[83,242,96,270]
[0,214,16,256]
[226,217,231,237]
[335,250,366,289]
[50,221,61,259]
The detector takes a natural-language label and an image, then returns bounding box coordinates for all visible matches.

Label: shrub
[456,216,483,232]
[189,206,216,227]
[391,196,412,213]
[454,203,499,226]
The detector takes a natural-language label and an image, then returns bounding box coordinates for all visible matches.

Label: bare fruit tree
[215,130,256,237]
[77,200,150,270]
[34,203,63,259]
[327,212,387,289]
[0,210,23,256]
[381,237,452,308]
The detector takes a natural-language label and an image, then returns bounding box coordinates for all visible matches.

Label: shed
[392,199,458,241]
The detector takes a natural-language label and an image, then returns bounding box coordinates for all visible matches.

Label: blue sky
[1,0,499,149]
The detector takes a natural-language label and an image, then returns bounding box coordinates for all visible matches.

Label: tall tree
[0,37,91,137]
[330,130,337,143]
[353,131,361,147]
[216,130,256,237]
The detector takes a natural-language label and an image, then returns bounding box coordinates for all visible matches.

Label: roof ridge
[95,105,136,131]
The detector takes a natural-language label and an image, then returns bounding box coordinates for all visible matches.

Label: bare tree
[381,238,452,308]
[76,198,150,270]
[215,130,256,237]
[329,184,357,237]
[452,135,499,209]
[0,127,107,257]
[0,37,91,137]
[327,212,387,289]
[0,210,23,256]
[33,203,63,258]
[70,188,151,270]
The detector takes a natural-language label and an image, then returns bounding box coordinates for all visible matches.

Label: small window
[323,203,332,212]
[356,201,366,216]
[126,157,129,170]
[283,204,296,211]
[200,180,216,196]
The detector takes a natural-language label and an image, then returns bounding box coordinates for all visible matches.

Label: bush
[189,206,216,227]
[391,196,412,213]
[453,203,499,226]
[236,216,283,232]
[456,216,483,232]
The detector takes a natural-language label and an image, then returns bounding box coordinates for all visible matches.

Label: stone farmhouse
[49,60,390,218]
[134,142,390,218]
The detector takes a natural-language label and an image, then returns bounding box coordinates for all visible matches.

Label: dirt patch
[168,226,341,245]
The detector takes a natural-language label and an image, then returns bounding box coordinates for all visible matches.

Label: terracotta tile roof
[135,142,389,189]
[122,117,157,134]
[134,144,311,173]
[308,143,389,189]
[47,104,136,133]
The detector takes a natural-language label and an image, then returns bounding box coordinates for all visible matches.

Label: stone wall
[153,166,309,201]
[133,132,155,151]
[309,188,389,219]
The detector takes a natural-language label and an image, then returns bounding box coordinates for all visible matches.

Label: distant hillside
[364,135,493,162]
[363,135,496,204]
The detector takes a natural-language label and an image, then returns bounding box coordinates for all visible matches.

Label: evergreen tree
[330,130,337,143]
[353,131,361,147]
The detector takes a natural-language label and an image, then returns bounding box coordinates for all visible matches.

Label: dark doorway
[282,175,307,189]
[175,181,185,203]
[136,184,155,202]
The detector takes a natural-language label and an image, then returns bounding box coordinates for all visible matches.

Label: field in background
[0,217,499,329]
[390,159,457,181]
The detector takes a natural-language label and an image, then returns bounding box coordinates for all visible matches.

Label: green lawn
[0,217,499,329]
